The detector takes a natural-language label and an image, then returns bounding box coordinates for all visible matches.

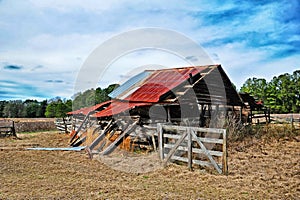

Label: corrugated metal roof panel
[93,100,151,118]
[124,66,211,102]
[108,71,152,98]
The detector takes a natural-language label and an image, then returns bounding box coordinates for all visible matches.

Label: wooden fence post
[158,123,164,160]
[12,121,16,137]
[222,130,228,175]
[187,127,192,171]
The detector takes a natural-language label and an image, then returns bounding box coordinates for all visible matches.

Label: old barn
[66,64,246,174]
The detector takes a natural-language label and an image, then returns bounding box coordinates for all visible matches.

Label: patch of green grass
[37,175,45,180]
[143,175,149,179]
[241,191,249,195]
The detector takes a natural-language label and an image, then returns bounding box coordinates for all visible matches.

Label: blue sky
[0,0,299,100]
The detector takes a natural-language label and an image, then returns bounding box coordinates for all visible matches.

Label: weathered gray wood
[0,126,14,129]
[162,124,224,134]
[164,154,222,168]
[222,130,228,175]
[152,133,157,152]
[0,120,16,137]
[192,159,222,169]
[158,123,164,160]
[70,111,92,143]
[158,124,227,174]
[171,67,214,102]
[101,121,138,156]
[164,143,223,157]
[191,130,222,174]
[187,128,192,171]
[167,106,171,123]
[163,133,223,144]
[163,131,188,166]
[88,120,113,150]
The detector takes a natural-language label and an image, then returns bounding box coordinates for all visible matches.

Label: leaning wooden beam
[100,120,138,156]
[72,136,87,147]
[85,120,115,159]
[91,120,113,149]
[70,111,92,144]
[163,131,188,167]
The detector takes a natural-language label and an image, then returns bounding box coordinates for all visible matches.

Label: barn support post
[239,106,243,124]
[166,106,171,123]
[200,104,205,127]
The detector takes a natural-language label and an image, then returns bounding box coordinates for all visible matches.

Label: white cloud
[0,0,299,100]
[29,0,128,12]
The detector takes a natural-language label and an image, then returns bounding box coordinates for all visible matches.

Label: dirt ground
[0,131,299,199]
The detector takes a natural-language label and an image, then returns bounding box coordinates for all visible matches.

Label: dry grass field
[0,127,299,199]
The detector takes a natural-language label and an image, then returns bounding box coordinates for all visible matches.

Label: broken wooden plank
[27,146,86,151]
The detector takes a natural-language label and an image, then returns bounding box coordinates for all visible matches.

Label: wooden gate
[157,124,228,175]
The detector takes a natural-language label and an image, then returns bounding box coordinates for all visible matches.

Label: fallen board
[26,146,86,151]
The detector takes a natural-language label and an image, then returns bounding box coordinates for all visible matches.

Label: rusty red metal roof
[67,100,112,115]
[93,100,151,118]
[69,64,243,118]
[122,66,213,102]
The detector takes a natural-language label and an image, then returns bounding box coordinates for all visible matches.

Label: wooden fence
[157,124,228,175]
[55,118,72,133]
[0,120,16,137]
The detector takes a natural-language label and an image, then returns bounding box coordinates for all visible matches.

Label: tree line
[0,84,118,118]
[0,99,48,118]
[240,70,300,113]
[1,69,299,118]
